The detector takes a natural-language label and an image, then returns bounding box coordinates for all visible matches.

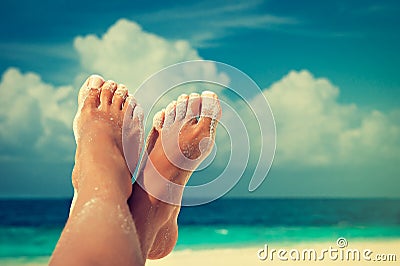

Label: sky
[0,0,399,198]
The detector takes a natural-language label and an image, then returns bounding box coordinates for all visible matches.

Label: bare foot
[50,75,145,265]
[71,75,144,204]
[129,92,221,259]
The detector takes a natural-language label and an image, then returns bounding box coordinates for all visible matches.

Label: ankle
[73,159,132,200]
[75,181,132,204]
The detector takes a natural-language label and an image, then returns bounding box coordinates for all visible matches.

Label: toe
[175,94,188,121]
[99,80,117,109]
[185,93,201,123]
[123,102,144,174]
[78,74,104,107]
[112,84,129,110]
[82,88,101,109]
[198,91,221,129]
[122,96,143,128]
[163,101,177,129]
[123,95,137,118]
[200,91,221,119]
[153,109,165,132]
[132,104,144,125]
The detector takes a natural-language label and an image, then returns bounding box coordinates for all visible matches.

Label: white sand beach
[1,239,398,266]
[147,240,400,266]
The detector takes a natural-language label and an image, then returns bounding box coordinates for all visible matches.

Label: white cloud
[0,68,76,160]
[74,19,201,90]
[73,19,229,112]
[255,70,400,166]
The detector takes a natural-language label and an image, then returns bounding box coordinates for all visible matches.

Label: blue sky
[0,0,399,198]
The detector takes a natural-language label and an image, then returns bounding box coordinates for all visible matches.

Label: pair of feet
[53,75,221,264]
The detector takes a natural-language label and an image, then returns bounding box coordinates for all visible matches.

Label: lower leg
[51,180,143,265]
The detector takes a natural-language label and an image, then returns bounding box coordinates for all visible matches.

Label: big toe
[123,96,145,135]
[79,75,105,109]
[123,97,144,174]
[198,91,221,130]
[153,109,166,132]
[78,75,104,106]
[163,101,177,129]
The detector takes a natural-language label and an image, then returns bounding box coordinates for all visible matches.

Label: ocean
[0,198,399,260]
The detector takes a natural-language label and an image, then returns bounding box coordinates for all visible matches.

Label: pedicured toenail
[178,94,188,100]
[104,81,117,92]
[87,74,104,88]
[202,91,216,97]
[189,92,200,97]
[126,96,137,107]
[115,85,128,98]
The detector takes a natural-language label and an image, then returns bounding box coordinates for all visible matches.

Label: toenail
[168,100,177,107]
[134,105,144,122]
[177,94,189,104]
[189,93,200,97]
[115,86,128,98]
[104,84,115,92]
[87,75,104,88]
[115,90,127,98]
[88,87,100,94]
[104,80,117,92]
[127,96,137,107]
[202,91,216,97]
[153,110,165,130]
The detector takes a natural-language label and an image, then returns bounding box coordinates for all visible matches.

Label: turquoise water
[0,227,61,257]
[176,225,400,250]
[0,198,399,259]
